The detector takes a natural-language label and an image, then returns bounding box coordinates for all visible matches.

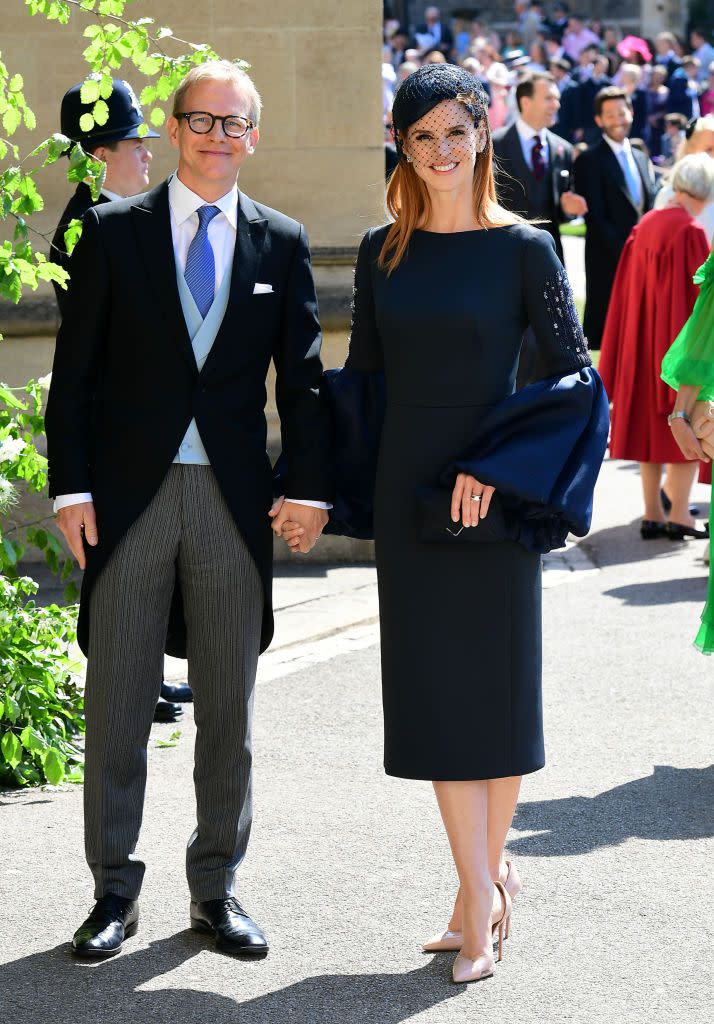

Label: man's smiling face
[168,77,259,195]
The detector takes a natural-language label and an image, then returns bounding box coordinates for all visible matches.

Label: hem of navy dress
[383,759,546,782]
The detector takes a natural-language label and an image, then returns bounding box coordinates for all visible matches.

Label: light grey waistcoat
[173,266,233,465]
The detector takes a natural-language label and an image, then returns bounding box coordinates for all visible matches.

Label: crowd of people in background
[383,5,714,167]
[383,4,714,547]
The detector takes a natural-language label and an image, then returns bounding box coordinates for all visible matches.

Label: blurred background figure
[515,0,544,52]
[599,154,714,540]
[654,31,682,79]
[486,62,511,130]
[397,60,420,85]
[660,113,689,167]
[701,63,714,117]
[574,86,658,349]
[383,45,397,118]
[413,5,454,57]
[690,28,714,83]
[619,63,647,141]
[616,34,653,68]
[493,71,585,264]
[645,65,670,158]
[562,14,600,63]
[654,115,714,244]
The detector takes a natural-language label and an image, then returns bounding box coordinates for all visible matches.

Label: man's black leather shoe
[72,894,139,958]
[190,897,268,956]
[160,680,193,703]
[153,697,183,723]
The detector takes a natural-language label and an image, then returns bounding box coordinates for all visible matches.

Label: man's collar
[168,172,238,229]
[516,117,546,143]
[100,187,123,201]
[603,134,630,156]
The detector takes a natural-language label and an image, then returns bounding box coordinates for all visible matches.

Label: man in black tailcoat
[492,71,587,264]
[46,61,331,960]
[573,86,658,348]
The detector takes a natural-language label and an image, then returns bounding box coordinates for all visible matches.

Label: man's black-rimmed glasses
[176,111,255,138]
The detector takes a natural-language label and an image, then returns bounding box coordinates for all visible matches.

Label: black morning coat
[49,182,110,318]
[492,122,574,264]
[45,178,332,657]
[573,136,658,348]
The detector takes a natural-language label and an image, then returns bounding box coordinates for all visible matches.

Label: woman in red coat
[599,154,713,538]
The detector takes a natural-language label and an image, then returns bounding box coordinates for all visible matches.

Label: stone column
[640,0,688,39]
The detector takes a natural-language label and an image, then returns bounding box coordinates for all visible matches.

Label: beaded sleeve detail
[542,268,591,365]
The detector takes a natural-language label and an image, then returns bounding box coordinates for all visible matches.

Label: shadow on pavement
[2,934,463,1024]
[510,764,714,857]
[582,520,688,569]
[603,576,707,605]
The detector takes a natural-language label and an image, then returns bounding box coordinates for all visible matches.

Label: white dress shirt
[603,135,643,208]
[516,118,549,169]
[54,172,329,512]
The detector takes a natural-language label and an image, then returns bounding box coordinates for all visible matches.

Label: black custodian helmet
[60,77,160,148]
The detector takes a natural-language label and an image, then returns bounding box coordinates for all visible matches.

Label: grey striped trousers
[84,465,263,901]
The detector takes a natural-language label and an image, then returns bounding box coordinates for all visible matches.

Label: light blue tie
[617,149,642,207]
[184,205,220,318]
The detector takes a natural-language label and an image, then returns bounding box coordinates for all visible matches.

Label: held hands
[269,497,328,554]
[55,501,98,570]
[560,190,588,217]
[451,473,495,528]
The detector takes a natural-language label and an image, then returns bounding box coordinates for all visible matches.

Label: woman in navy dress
[284,65,592,984]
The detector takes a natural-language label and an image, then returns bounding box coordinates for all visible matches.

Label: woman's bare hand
[670,418,709,461]
[450,473,495,528]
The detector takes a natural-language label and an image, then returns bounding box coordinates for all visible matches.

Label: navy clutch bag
[416,487,520,544]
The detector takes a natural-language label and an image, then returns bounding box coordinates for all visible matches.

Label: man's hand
[560,190,588,217]
[269,498,328,554]
[55,501,98,570]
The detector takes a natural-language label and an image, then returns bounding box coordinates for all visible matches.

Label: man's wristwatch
[667,411,691,427]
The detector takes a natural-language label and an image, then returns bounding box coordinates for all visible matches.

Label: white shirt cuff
[285,498,332,510]
[53,492,93,513]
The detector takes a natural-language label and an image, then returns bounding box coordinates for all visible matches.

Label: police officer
[50,79,191,723]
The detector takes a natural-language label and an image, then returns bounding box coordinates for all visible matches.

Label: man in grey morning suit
[45,62,332,959]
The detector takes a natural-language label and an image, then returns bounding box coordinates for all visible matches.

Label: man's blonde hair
[172,61,262,125]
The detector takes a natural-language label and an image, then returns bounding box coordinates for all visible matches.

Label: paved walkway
[2,452,713,1024]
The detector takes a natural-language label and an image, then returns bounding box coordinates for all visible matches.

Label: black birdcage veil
[391,64,489,167]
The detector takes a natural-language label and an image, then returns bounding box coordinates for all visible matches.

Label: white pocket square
[253,282,274,294]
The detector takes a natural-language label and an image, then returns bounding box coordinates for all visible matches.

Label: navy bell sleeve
[323,229,386,538]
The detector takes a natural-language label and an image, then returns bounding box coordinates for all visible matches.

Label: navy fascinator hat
[391,64,489,159]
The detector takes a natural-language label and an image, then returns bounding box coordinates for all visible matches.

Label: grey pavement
[2,451,713,1024]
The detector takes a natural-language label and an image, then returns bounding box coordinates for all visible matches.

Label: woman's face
[690,131,714,158]
[403,99,484,193]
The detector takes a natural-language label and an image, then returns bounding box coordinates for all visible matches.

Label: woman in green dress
[661,246,714,652]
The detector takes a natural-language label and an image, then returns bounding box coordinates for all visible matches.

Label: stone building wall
[1,0,385,337]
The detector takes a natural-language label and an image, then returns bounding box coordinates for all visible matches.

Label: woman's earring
[405,153,413,163]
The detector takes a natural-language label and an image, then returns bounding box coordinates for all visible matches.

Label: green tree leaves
[0,576,83,788]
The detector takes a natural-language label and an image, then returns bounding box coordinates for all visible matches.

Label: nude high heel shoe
[422,928,463,953]
[451,881,510,985]
[423,859,520,951]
